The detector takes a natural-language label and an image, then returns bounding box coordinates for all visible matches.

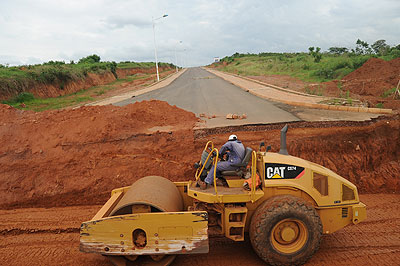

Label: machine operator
[198,134,245,189]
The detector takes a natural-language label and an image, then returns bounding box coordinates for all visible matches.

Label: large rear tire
[249,195,322,266]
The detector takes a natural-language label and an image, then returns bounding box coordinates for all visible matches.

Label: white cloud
[104,16,151,29]
[0,0,399,66]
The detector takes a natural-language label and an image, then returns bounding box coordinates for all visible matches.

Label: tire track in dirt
[0,233,110,266]
[0,227,79,236]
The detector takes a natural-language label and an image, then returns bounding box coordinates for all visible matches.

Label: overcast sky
[1,0,399,66]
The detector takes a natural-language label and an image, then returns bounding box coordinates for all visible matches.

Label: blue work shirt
[219,140,245,164]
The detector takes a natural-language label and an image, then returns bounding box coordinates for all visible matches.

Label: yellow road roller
[80,125,366,266]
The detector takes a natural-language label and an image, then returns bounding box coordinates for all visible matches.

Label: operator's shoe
[216,178,224,186]
[198,180,209,190]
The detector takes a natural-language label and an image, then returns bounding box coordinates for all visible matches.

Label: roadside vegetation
[1,54,175,111]
[3,91,93,112]
[0,54,174,99]
[216,39,400,83]
[2,70,164,111]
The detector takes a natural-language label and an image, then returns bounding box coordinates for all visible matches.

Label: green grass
[117,61,174,69]
[305,85,323,95]
[95,89,106,96]
[215,51,398,84]
[107,73,149,86]
[381,87,397,98]
[0,59,175,101]
[1,71,164,111]
[117,61,154,69]
[2,91,93,112]
[0,54,177,111]
[0,62,117,98]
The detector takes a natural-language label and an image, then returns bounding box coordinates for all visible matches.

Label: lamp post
[174,41,182,73]
[183,48,187,68]
[152,14,168,82]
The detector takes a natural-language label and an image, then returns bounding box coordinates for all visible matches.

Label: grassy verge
[0,61,118,93]
[117,61,173,69]
[214,50,399,83]
[2,71,165,112]
[215,53,376,83]
[0,55,175,100]
[2,91,93,112]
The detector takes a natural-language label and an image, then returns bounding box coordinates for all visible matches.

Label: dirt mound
[0,100,199,208]
[0,100,399,209]
[322,58,400,110]
[342,58,400,96]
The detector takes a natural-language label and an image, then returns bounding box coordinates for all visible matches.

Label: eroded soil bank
[0,101,399,209]
[0,66,173,100]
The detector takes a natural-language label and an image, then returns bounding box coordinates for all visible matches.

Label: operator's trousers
[205,161,237,184]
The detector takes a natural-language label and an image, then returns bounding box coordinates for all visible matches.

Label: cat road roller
[80,125,366,266]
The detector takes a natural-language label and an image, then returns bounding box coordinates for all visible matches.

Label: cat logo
[266,166,286,179]
[265,163,305,180]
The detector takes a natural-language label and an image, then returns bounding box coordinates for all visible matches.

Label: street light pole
[183,48,187,68]
[174,41,182,73]
[152,14,168,82]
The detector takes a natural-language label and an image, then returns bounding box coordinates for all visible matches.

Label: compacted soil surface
[0,100,399,265]
[1,194,399,266]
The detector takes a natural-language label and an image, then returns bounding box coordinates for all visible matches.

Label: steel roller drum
[107,176,183,266]
[110,175,184,216]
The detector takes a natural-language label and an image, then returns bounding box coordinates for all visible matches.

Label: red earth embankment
[0,66,173,101]
[0,100,399,209]
[342,57,400,96]
[324,57,400,110]
[30,66,172,99]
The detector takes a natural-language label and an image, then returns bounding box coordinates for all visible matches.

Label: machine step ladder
[224,206,248,241]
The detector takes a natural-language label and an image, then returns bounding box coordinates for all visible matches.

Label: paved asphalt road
[115,67,300,127]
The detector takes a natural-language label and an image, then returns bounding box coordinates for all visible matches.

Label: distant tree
[389,44,400,59]
[328,47,349,55]
[309,47,322,62]
[355,39,372,55]
[43,60,65,66]
[371,39,390,55]
[78,54,101,64]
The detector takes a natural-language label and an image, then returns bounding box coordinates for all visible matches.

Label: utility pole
[174,41,182,73]
[152,14,168,82]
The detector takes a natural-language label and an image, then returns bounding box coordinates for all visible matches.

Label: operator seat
[221,147,253,178]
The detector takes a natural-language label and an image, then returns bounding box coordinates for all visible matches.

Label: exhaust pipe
[279,124,289,155]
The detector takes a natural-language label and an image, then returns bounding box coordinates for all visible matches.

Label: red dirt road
[1,194,399,266]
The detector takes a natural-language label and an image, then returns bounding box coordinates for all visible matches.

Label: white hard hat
[228,134,237,141]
